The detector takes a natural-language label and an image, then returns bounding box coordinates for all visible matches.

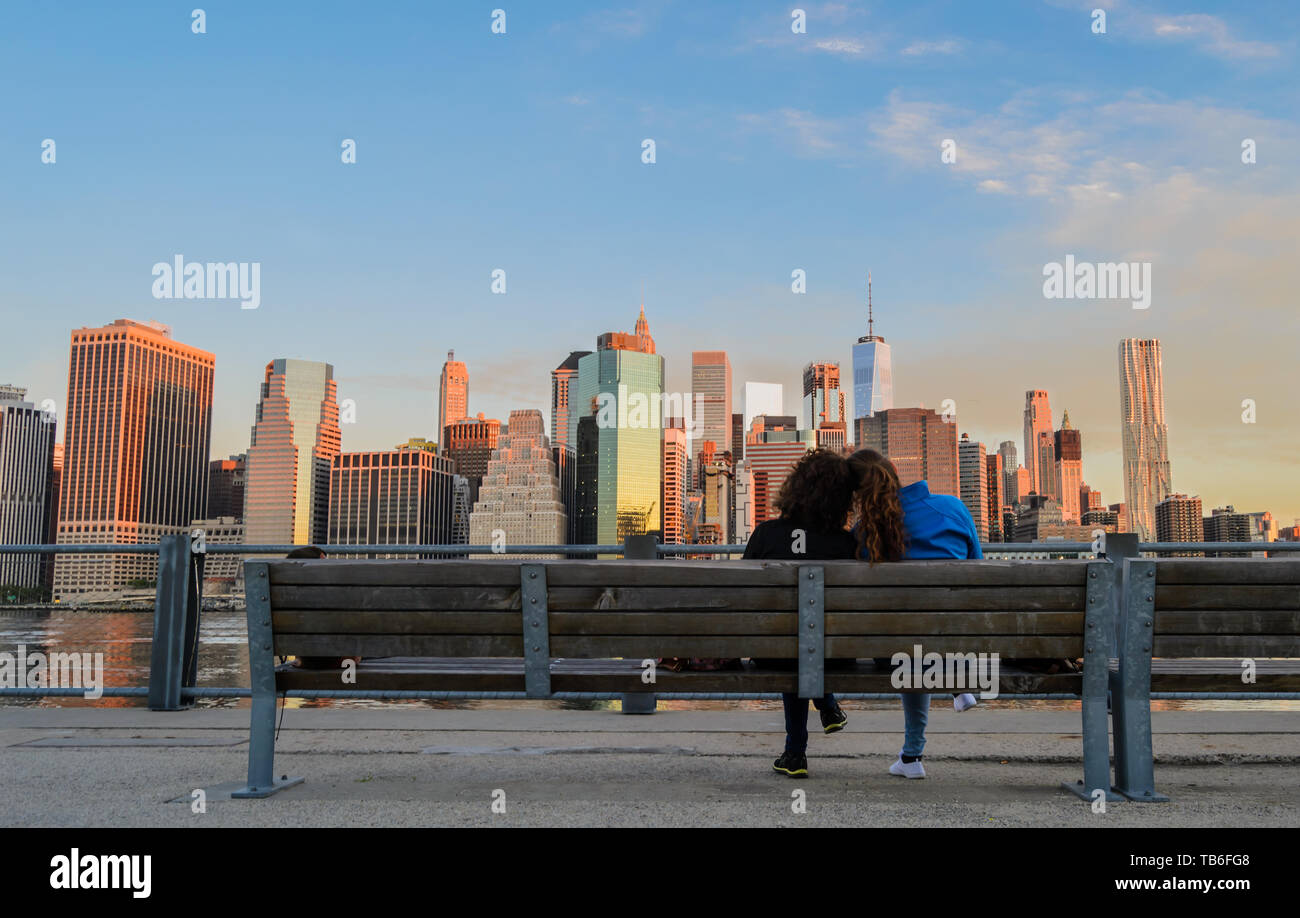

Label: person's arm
[968,515,984,559]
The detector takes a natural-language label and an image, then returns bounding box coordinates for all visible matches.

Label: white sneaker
[953,693,978,712]
[889,757,926,779]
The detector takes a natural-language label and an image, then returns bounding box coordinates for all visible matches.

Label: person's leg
[900,692,929,759]
[782,693,810,755]
[810,693,837,712]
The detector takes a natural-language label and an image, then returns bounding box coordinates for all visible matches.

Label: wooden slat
[1155,585,1300,611]
[1154,559,1300,585]
[1146,659,1300,692]
[273,611,521,634]
[270,585,522,611]
[822,560,1088,587]
[274,634,524,656]
[547,635,1079,657]
[546,586,796,611]
[267,561,523,587]
[547,562,799,587]
[827,610,1083,634]
[825,586,1082,611]
[1152,636,1300,657]
[1154,611,1300,634]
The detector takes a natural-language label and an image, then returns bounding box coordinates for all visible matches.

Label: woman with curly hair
[847,449,983,780]
[742,448,856,777]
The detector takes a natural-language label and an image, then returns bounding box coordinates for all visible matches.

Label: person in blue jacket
[848,449,983,779]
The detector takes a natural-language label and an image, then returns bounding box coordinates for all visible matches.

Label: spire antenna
[867,271,873,339]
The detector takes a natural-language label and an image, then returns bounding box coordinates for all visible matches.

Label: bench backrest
[259,558,1094,661]
[1149,558,1300,658]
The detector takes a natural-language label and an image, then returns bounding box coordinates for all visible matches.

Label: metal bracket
[1111,558,1169,802]
[147,532,202,710]
[1062,559,1122,802]
[521,564,551,698]
[797,565,825,699]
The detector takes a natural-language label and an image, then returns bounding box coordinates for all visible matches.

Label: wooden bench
[1110,557,1300,801]
[233,557,1120,800]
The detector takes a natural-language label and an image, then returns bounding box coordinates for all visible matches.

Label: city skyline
[3,3,1296,525]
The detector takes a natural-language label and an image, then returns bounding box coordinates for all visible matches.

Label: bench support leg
[232,561,304,799]
[621,693,657,714]
[1062,560,1121,802]
[1110,559,1168,802]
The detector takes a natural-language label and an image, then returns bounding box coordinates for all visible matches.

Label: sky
[1,0,1297,524]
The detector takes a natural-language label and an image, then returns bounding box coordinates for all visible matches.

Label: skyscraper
[328,443,457,556]
[1023,390,1053,498]
[801,361,846,430]
[691,350,732,465]
[852,272,893,419]
[437,349,469,450]
[1155,493,1203,556]
[746,426,815,525]
[468,409,567,557]
[661,424,688,544]
[1054,411,1083,523]
[0,386,57,588]
[985,451,1004,542]
[997,440,1018,506]
[550,350,590,451]
[1119,338,1173,541]
[856,407,959,497]
[244,358,340,547]
[207,455,246,519]
[444,413,501,504]
[958,434,990,543]
[574,306,665,544]
[54,320,214,595]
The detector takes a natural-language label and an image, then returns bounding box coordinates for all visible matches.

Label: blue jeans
[901,693,929,758]
[782,693,837,755]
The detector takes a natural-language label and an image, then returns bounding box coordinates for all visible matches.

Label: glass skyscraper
[574,308,665,545]
[852,273,893,420]
[1119,338,1173,541]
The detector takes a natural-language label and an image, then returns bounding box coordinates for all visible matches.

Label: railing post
[1112,557,1168,801]
[147,533,191,710]
[621,535,658,714]
[520,564,551,698]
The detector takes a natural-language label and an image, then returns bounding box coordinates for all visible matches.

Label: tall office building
[1203,506,1251,557]
[444,413,502,505]
[958,434,990,543]
[244,358,340,548]
[742,382,784,435]
[1080,484,1103,514]
[997,441,1018,503]
[328,444,457,556]
[662,424,688,544]
[691,351,732,465]
[746,426,815,525]
[54,320,214,595]
[699,458,733,545]
[574,307,665,544]
[437,349,469,450]
[1119,338,1173,541]
[1155,493,1203,556]
[1008,465,1031,505]
[1054,411,1083,523]
[731,413,744,461]
[856,407,959,497]
[802,361,846,430]
[852,273,893,419]
[468,410,567,557]
[733,460,755,543]
[207,455,246,519]
[552,445,578,544]
[1023,390,1053,498]
[550,351,590,451]
[985,451,1004,542]
[0,386,57,588]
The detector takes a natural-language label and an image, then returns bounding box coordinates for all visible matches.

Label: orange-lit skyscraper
[54,320,214,595]
[856,407,959,497]
[551,351,590,451]
[662,424,688,544]
[1119,338,1173,541]
[437,349,469,450]
[691,350,732,466]
[1054,411,1083,523]
[1023,390,1053,498]
[444,412,501,504]
[244,358,341,547]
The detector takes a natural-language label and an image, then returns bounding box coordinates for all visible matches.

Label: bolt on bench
[234,557,1121,799]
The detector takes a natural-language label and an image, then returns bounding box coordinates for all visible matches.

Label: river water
[1,608,1292,712]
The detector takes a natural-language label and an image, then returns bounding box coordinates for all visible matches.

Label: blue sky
[2,1,1297,523]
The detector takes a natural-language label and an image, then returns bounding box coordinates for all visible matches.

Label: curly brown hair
[773,448,855,533]
[847,449,907,563]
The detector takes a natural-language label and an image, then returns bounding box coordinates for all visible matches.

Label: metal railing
[2,535,1298,709]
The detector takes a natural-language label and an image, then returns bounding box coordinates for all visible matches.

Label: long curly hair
[773,448,855,533]
[847,449,907,563]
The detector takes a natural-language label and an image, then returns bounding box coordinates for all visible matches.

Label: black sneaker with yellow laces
[820,704,848,734]
[772,751,808,777]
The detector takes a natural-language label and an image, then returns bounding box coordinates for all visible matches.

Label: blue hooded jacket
[897,480,983,560]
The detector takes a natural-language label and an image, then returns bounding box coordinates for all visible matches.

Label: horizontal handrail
[2,541,1297,554]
